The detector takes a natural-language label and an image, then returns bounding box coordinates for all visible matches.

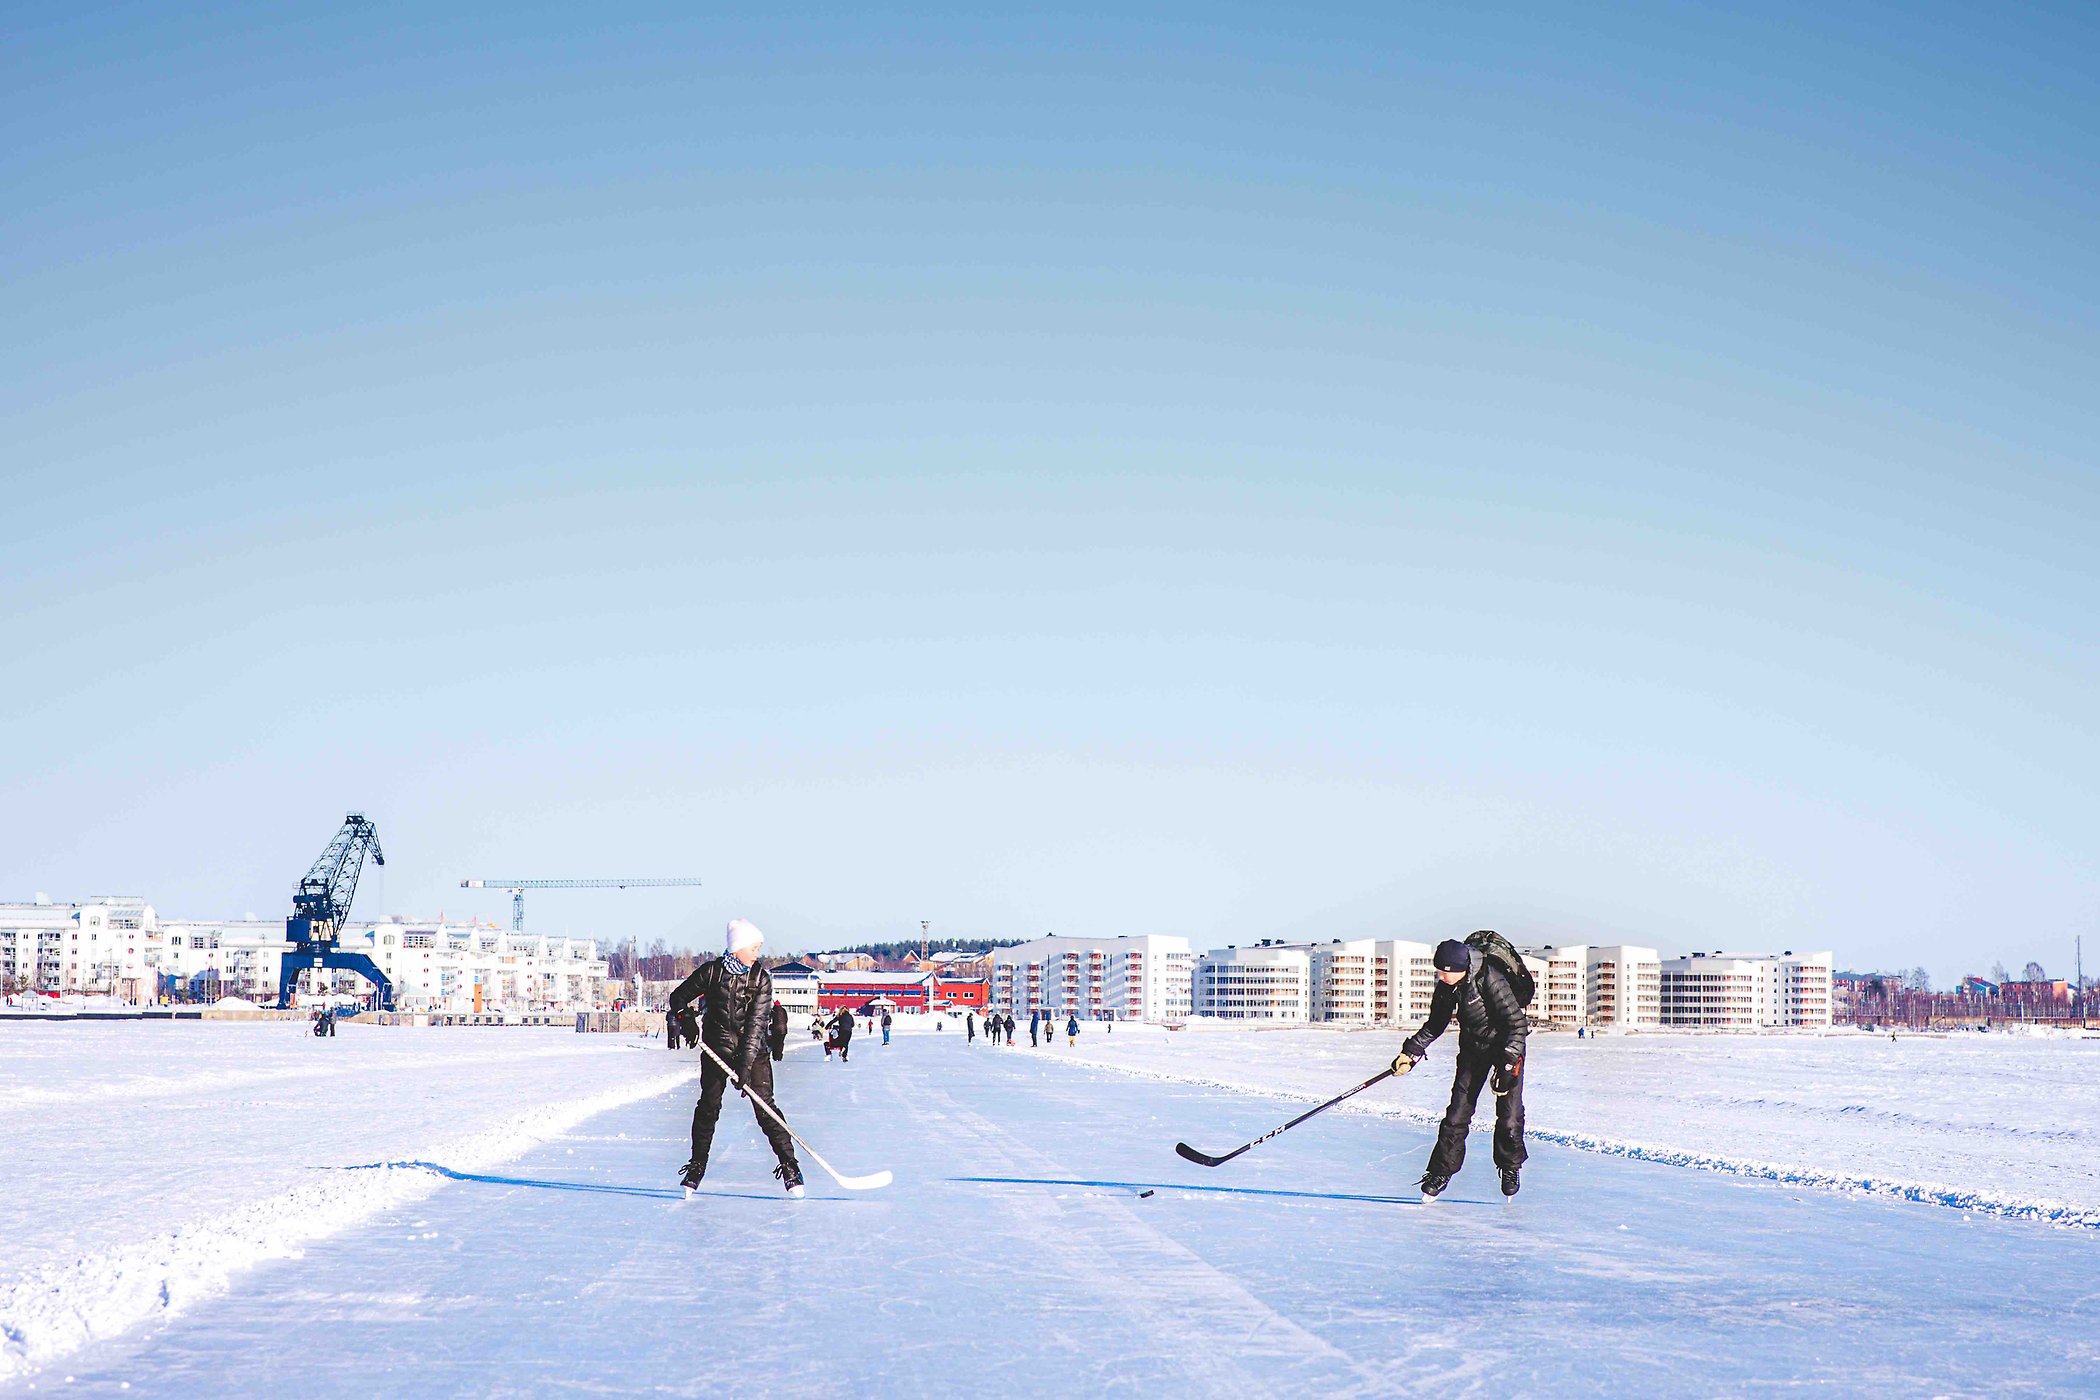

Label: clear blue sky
[4,2,2095,979]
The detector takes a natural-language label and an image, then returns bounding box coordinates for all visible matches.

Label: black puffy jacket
[1402,960,1529,1065]
[667,958,775,1079]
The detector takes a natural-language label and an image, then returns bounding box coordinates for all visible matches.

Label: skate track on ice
[45,1034,2100,1398]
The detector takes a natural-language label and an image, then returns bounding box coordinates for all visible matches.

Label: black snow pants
[690,1053,797,1173]
[1425,1045,1526,1176]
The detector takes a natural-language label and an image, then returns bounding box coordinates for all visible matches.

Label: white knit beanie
[725,918,765,957]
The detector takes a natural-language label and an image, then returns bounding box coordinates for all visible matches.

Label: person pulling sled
[1391,932,1531,1200]
[666,919,805,1197]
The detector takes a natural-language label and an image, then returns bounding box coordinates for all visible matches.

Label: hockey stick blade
[830,1169,894,1190]
[1175,1141,1248,1169]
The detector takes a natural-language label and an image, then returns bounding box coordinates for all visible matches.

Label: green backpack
[1464,930,1535,1009]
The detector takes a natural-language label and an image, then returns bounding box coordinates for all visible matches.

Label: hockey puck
[1138,1189,1155,1198]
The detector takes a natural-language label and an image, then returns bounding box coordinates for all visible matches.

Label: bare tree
[1990,960,2011,985]
[1906,967,1932,993]
[2022,960,2047,982]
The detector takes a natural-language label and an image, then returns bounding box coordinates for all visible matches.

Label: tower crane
[276,813,393,1010]
[458,877,704,932]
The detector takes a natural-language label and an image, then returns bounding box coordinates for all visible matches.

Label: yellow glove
[1390,1053,1416,1077]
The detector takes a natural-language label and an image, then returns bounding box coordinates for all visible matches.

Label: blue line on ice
[341,1160,794,1203]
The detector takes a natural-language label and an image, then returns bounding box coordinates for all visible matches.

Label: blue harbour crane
[276,812,393,1010]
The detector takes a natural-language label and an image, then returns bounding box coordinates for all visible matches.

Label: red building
[934,977,989,1010]
[817,971,934,1012]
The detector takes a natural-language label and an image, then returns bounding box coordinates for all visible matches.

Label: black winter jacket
[1402,961,1529,1066]
[767,1004,789,1061]
[668,959,776,1080]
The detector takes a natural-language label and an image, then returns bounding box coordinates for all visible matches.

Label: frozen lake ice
[7,1023,2096,1396]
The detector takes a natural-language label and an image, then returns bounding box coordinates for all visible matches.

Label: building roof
[817,970,935,986]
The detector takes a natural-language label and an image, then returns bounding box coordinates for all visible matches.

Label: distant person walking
[666,919,803,1196]
[1391,934,1530,1200]
[1066,1013,1079,1047]
[881,1010,893,1046]
[767,1000,788,1062]
[829,1008,856,1063]
[1003,1013,1016,1045]
[1028,1012,1040,1047]
[966,1011,977,1044]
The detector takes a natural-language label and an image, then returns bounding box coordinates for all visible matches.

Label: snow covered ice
[4,1019,2097,1396]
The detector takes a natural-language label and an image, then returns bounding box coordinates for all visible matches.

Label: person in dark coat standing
[1392,936,1530,1199]
[767,1000,789,1062]
[965,1011,976,1043]
[1028,1011,1040,1047]
[881,1009,893,1045]
[666,919,803,1195]
[1065,1013,1079,1046]
[829,1007,856,1063]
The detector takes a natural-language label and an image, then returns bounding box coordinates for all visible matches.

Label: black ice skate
[775,1160,806,1199]
[678,1160,705,1195]
[1418,1171,1450,1202]
[1500,1166,1521,1198]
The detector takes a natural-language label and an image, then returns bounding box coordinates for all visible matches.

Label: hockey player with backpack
[1391,932,1533,1200]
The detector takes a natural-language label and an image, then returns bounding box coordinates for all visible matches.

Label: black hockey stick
[1175,1066,1397,1167]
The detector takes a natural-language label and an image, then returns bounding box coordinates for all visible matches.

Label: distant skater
[830,1007,856,1063]
[666,919,804,1197]
[1028,1012,1039,1047]
[768,999,788,1062]
[966,1011,977,1044]
[1392,933,1530,1200]
[881,1009,893,1045]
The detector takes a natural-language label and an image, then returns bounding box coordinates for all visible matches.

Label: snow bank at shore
[0,1022,686,1383]
[1046,1023,2100,1229]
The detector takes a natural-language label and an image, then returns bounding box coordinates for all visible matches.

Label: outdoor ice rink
[7,1023,2095,1397]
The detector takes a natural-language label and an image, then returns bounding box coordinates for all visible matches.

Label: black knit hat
[1434,939,1473,973]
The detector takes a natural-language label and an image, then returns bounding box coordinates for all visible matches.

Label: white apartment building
[1521,944,1662,1029]
[1,898,608,1011]
[1660,950,1833,1029]
[768,962,821,1017]
[156,919,296,1001]
[1305,939,1387,1022]
[1262,938,1425,1025]
[991,934,1195,1022]
[1254,937,1547,1027]
[0,896,153,995]
[350,919,609,1012]
[1193,945,1312,1021]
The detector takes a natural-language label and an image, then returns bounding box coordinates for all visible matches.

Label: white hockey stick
[697,1041,893,1190]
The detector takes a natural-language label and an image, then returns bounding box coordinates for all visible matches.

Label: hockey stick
[1175,1066,1397,1168]
[696,1041,893,1190]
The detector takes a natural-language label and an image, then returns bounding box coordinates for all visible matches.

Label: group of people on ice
[961,1008,1085,1047]
[667,917,1532,1203]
